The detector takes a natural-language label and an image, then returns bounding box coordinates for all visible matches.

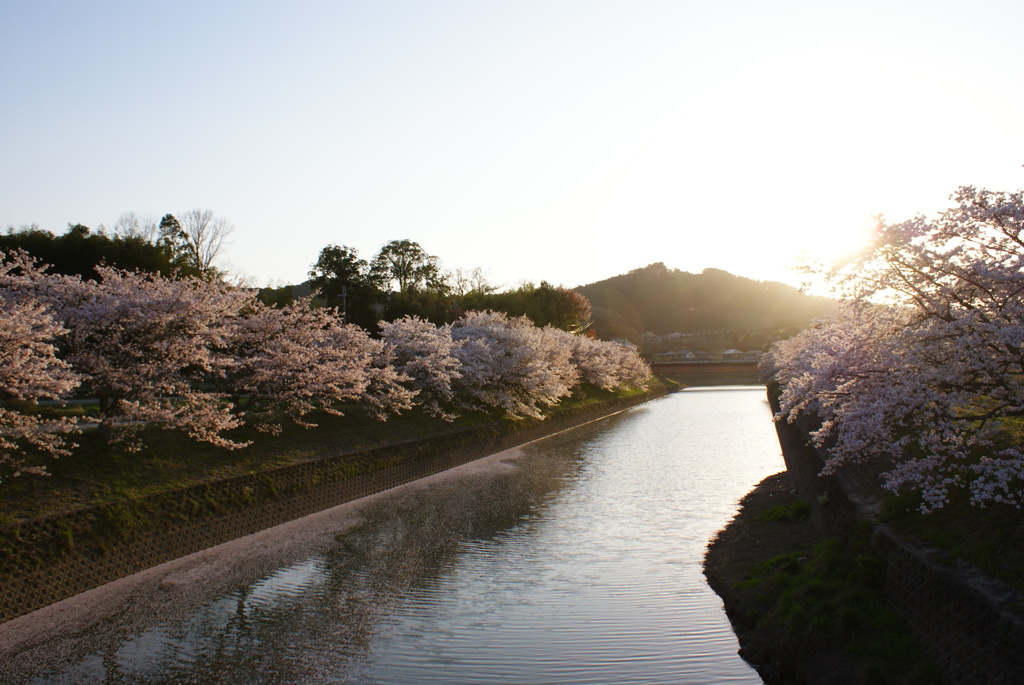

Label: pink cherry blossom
[379,315,462,420]
[447,310,580,419]
[765,186,1024,511]
[1,252,251,450]
[216,299,415,433]
[0,295,80,479]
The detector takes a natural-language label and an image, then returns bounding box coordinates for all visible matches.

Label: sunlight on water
[5,387,783,684]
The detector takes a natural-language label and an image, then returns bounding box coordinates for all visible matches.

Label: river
[0,386,784,684]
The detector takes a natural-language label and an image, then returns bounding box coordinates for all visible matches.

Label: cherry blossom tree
[378,315,462,419]
[0,253,252,450]
[765,186,1024,511]
[565,332,651,390]
[0,296,80,480]
[0,244,653,485]
[447,310,579,419]
[217,299,415,433]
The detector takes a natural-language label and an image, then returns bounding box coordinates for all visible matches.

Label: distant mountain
[576,263,836,351]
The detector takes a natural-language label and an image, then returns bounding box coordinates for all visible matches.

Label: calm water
[1,387,784,684]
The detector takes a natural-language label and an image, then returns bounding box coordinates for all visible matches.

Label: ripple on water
[11,388,780,684]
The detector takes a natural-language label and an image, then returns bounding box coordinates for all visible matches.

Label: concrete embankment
[0,388,668,624]
[706,387,1024,684]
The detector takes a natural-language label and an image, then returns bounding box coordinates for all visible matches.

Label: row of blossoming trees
[0,250,650,482]
[761,186,1024,512]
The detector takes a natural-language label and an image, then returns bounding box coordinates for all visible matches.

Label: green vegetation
[707,474,945,684]
[0,221,195,279]
[882,490,1024,595]
[298,240,593,331]
[0,381,666,524]
[873,415,1024,595]
[1,406,473,522]
[4,220,830,348]
[738,526,943,684]
[754,497,811,523]
[577,262,836,345]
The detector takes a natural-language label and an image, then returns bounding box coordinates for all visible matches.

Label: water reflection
[5,387,781,684]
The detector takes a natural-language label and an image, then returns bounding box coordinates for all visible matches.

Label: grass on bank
[770,381,1024,605]
[866,415,1024,596]
[0,380,667,524]
[881,489,1024,597]
[729,500,944,685]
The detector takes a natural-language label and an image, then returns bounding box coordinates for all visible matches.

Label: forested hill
[577,263,836,349]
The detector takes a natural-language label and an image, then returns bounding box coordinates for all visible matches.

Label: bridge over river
[651,360,760,375]
[0,387,783,684]
[651,361,763,387]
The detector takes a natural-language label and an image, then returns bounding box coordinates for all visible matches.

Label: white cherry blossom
[765,186,1024,511]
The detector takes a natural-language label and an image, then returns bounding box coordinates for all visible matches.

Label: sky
[3,0,1023,291]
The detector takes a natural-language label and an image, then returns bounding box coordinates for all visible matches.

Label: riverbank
[0,442,534,670]
[746,384,1024,684]
[704,472,943,685]
[0,382,672,623]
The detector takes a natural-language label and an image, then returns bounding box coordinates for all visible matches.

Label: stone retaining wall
[0,389,666,624]
[766,396,858,537]
[767,386,1024,684]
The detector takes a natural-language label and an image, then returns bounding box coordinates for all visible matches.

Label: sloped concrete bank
[0,388,668,624]
[764,386,1024,685]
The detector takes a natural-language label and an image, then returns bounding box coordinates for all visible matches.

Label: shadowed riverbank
[704,472,944,684]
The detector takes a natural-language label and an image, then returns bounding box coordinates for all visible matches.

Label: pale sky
[3,0,1022,290]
